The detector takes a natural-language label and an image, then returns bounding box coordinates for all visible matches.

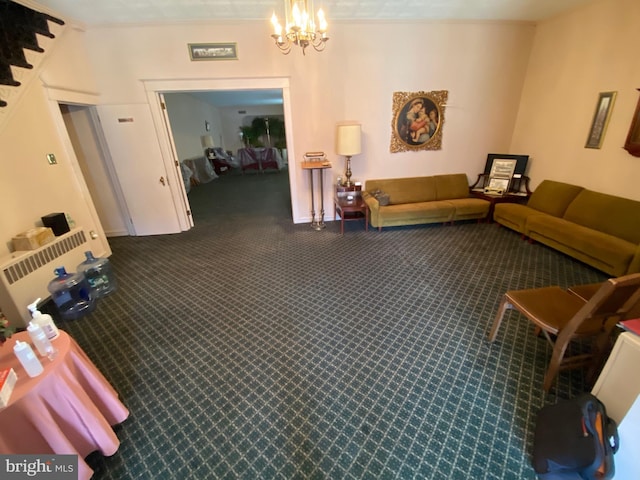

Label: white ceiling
[31,0,596,25]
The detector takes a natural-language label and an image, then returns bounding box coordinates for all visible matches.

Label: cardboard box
[12,227,55,251]
[0,367,17,408]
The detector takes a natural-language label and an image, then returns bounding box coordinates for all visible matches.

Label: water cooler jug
[47,267,97,320]
[77,251,118,298]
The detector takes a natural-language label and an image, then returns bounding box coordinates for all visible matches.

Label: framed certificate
[489,159,517,179]
[484,177,510,195]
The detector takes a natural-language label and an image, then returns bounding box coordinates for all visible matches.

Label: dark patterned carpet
[58,169,607,479]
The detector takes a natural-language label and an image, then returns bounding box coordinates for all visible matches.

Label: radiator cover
[0,228,88,327]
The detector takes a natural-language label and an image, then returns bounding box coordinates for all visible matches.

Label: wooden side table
[334,185,369,234]
[301,161,332,230]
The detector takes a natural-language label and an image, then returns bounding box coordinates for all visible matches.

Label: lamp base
[343,155,353,187]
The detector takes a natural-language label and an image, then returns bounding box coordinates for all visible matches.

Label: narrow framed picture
[188,43,238,61]
[585,91,617,149]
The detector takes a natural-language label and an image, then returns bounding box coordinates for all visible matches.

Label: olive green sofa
[362,174,490,231]
[493,180,640,276]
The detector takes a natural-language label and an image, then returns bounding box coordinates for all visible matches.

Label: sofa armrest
[363,192,381,227]
[628,245,640,274]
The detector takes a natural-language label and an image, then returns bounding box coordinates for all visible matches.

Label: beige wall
[511,0,640,200]
[163,92,224,161]
[81,19,534,219]
[0,26,110,259]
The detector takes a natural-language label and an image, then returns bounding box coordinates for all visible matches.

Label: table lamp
[336,123,361,187]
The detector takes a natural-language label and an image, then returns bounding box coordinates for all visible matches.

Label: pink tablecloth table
[0,331,129,480]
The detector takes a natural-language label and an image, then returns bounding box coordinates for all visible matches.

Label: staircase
[0,0,65,108]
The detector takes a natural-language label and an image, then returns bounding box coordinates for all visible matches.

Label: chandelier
[270,1,329,55]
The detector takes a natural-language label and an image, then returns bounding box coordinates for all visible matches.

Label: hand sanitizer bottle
[13,340,44,377]
[27,298,59,340]
[27,322,58,360]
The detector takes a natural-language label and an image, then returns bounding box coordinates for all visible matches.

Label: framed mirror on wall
[624,88,640,157]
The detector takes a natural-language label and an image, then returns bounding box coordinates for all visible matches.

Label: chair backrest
[563,273,640,339]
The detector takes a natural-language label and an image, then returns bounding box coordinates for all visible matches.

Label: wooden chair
[488,273,640,392]
[569,282,640,320]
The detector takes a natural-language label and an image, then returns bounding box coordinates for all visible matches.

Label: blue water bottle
[77,251,118,299]
[47,267,97,320]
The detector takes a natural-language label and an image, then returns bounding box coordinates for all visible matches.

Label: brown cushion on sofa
[434,174,470,200]
[563,190,640,244]
[365,177,436,204]
[527,180,583,217]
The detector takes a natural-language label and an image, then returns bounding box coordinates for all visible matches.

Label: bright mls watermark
[0,455,76,479]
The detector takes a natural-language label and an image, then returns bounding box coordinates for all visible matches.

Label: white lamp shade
[201,135,215,148]
[336,124,362,156]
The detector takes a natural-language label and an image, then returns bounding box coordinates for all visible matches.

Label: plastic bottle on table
[27,298,59,340]
[26,322,58,360]
[13,340,44,377]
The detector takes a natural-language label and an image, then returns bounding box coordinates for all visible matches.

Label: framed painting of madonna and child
[390,90,448,153]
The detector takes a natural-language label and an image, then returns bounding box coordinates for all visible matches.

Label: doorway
[161,89,290,210]
[144,77,302,224]
[59,103,131,237]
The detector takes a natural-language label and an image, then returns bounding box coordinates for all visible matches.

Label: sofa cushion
[434,174,470,200]
[527,180,584,217]
[449,198,490,220]
[493,203,542,234]
[527,215,636,276]
[365,177,436,205]
[377,201,455,226]
[563,190,640,245]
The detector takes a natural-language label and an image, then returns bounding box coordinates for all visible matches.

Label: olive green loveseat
[493,180,640,276]
[362,174,490,231]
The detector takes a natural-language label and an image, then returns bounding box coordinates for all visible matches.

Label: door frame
[44,86,127,254]
[143,76,301,223]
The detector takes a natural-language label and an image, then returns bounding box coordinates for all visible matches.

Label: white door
[158,93,193,228]
[96,104,184,236]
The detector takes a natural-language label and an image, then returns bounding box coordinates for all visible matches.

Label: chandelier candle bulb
[318,8,327,32]
[271,12,282,36]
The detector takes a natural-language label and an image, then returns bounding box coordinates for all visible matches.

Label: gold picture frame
[585,91,617,149]
[623,88,640,157]
[390,90,448,153]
